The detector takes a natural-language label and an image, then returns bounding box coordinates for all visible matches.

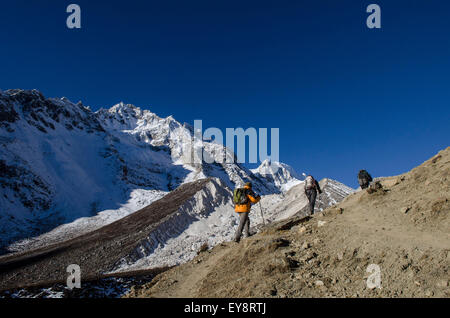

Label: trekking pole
[259,202,266,226]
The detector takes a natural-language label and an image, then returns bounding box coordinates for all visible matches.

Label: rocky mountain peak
[252,160,302,192]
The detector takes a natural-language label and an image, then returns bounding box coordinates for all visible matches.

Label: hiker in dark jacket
[304,175,322,215]
[233,182,261,243]
[358,170,373,189]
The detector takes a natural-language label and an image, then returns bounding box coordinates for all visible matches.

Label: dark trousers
[234,212,250,241]
[305,189,317,215]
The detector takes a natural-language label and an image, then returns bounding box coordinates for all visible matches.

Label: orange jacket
[235,185,261,213]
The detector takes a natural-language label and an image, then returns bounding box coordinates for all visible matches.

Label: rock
[367,181,383,194]
[301,241,311,250]
[436,279,448,288]
[313,238,321,245]
[267,238,290,252]
[400,207,410,214]
[323,207,344,216]
[318,221,327,227]
[431,197,448,213]
[424,289,434,297]
[431,154,442,164]
[197,242,209,254]
[336,251,344,261]
[337,208,344,215]
[292,225,307,234]
[284,256,300,269]
[380,178,400,188]
[315,280,324,287]
[300,251,316,262]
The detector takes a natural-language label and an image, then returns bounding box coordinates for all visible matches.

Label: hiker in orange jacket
[234,182,261,242]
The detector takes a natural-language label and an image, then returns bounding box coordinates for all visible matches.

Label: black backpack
[358,170,372,182]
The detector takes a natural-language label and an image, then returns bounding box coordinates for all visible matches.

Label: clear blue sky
[1,0,449,187]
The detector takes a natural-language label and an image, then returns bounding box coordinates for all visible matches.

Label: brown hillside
[126,148,449,298]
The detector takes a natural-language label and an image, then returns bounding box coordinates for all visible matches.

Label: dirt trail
[133,244,232,298]
[126,147,449,298]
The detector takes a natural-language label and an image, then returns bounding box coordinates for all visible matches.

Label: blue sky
[1,0,449,187]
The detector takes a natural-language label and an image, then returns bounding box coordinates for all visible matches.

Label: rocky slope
[126,148,449,298]
[0,178,226,290]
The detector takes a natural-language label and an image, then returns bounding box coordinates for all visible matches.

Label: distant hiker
[304,175,322,215]
[233,182,261,243]
[358,170,373,189]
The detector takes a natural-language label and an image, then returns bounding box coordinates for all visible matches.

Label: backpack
[233,188,248,205]
[358,170,372,182]
[305,176,315,189]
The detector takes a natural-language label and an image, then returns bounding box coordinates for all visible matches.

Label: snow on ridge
[321,178,356,196]
[112,178,235,271]
[251,159,302,192]
[7,189,168,254]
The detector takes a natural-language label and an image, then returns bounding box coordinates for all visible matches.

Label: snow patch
[7,189,167,253]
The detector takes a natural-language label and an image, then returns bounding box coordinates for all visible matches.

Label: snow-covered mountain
[0,89,283,249]
[251,159,303,192]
